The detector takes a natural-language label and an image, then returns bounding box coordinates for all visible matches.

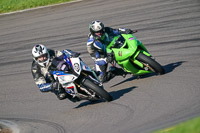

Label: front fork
[131,50,151,68]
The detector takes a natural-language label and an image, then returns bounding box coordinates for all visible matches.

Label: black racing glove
[119,28,137,34]
[124,29,133,34]
[51,81,59,91]
[131,30,138,34]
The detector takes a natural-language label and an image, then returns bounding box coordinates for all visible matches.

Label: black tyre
[81,78,113,102]
[136,53,165,75]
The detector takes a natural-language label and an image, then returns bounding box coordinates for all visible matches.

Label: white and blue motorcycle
[52,50,113,102]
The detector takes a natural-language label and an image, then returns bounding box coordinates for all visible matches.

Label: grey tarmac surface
[0,0,200,133]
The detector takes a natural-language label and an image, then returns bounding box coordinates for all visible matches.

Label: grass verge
[154,116,200,133]
[0,0,73,14]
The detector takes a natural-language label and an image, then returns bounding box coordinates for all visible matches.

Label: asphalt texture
[0,0,200,133]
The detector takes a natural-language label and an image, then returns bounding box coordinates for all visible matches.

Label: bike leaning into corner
[106,33,165,76]
[51,50,113,102]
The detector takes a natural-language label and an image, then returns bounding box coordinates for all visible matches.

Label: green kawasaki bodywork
[106,34,153,75]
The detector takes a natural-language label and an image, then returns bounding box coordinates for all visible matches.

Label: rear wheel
[81,78,113,102]
[136,53,165,75]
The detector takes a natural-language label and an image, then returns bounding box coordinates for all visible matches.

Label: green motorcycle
[106,34,165,76]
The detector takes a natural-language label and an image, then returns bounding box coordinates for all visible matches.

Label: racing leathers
[31,49,80,101]
[87,27,134,83]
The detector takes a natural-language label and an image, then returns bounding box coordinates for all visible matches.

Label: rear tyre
[136,53,165,75]
[81,78,113,102]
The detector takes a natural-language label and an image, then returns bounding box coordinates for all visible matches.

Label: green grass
[154,117,200,133]
[0,0,73,14]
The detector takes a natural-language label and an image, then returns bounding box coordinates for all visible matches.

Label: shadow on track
[74,100,102,109]
[111,61,185,87]
[74,61,184,108]
[163,61,186,73]
[74,87,135,108]
[109,86,136,100]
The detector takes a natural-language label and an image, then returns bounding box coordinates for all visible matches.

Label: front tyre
[81,78,113,102]
[136,53,165,75]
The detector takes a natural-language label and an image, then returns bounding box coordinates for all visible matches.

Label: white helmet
[32,44,50,67]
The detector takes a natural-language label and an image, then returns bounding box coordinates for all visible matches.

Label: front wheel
[136,53,165,75]
[81,78,113,102]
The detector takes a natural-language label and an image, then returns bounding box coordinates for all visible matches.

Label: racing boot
[109,66,128,78]
[55,87,68,100]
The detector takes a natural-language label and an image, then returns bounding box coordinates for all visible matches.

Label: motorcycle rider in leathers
[31,44,80,102]
[87,20,137,83]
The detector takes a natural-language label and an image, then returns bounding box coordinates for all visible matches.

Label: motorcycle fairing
[66,57,82,75]
[53,71,77,85]
[107,34,153,75]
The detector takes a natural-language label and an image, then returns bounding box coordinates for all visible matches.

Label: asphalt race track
[0,0,200,133]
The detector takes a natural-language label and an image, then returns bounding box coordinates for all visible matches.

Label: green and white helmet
[89,20,105,40]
